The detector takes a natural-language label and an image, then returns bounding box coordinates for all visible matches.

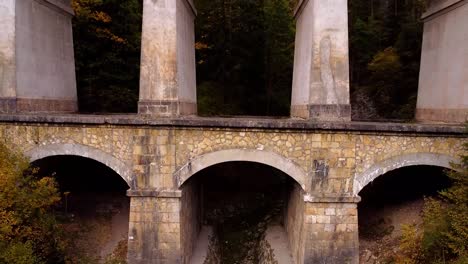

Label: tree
[195,0,295,116]
[349,0,426,120]
[398,140,468,263]
[0,143,64,264]
[72,0,142,113]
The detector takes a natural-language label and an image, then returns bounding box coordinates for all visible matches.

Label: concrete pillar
[0,0,77,113]
[127,190,183,264]
[302,197,360,264]
[416,0,468,123]
[138,0,197,117]
[291,0,351,121]
[0,0,17,112]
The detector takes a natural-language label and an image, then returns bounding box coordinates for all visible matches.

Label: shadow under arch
[26,143,132,188]
[353,152,458,195]
[174,149,308,191]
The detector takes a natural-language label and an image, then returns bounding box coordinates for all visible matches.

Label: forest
[1,2,467,263]
[72,0,427,120]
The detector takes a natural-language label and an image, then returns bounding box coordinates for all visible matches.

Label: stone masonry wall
[303,202,359,264]
[0,123,464,195]
[127,195,182,264]
[0,121,465,264]
[284,183,305,264]
[180,179,201,264]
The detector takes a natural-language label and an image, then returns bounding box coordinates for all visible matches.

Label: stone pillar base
[138,100,197,117]
[416,108,468,123]
[0,98,77,113]
[303,199,359,264]
[127,190,182,264]
[0,98,17,113]
[291,104,351,121]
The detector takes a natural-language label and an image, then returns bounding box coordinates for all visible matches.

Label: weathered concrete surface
[0,113,464,134]
[291,0,351,121]
[0,0,17,102]
[416,0,468,123]
[0,0,77,113]
[139,0,197,117]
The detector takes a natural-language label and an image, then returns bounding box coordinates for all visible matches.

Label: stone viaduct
[0,0,467,263]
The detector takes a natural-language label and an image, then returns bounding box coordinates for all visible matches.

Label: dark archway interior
[32,155,128,192]
[359,166,451,207]
[197,162,292,225]
[31,155,130,260]
[358,165,452,260]
[182,161,301,263]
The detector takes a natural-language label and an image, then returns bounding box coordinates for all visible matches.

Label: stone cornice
[0,113,465,135]
[127,189,182,198]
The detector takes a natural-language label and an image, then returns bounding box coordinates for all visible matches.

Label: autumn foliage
[0,143,64,264]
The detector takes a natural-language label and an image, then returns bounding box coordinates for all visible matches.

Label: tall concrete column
[291,0,351,121]
[0,0,18,112]
[138,0,197,117]
[416,0,468,123]
[0,0,78,113]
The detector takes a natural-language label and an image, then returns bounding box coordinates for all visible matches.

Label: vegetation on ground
[0,143,63,263]
[397,142,468,264]
[0,142,127,263]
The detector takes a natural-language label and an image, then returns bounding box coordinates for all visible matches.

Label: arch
[174,149,308,191]
[26,143,132,187]
[353,153,458,195]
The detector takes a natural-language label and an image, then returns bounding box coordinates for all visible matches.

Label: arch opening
[357,165,452,262]
[176,148,307,191]
[180,161,305,264]
[32,155,130,262]
[353,152,456,195]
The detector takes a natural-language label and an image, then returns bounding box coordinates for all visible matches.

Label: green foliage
[397,141,468,263]
[0,143,64,264]
[72,0,142,113]
[71,0,427,119]
[398,224,424,264]
[195,0,295,116]
[349,0,425,120]
[437,144,468,257]
[421,198,449,259]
